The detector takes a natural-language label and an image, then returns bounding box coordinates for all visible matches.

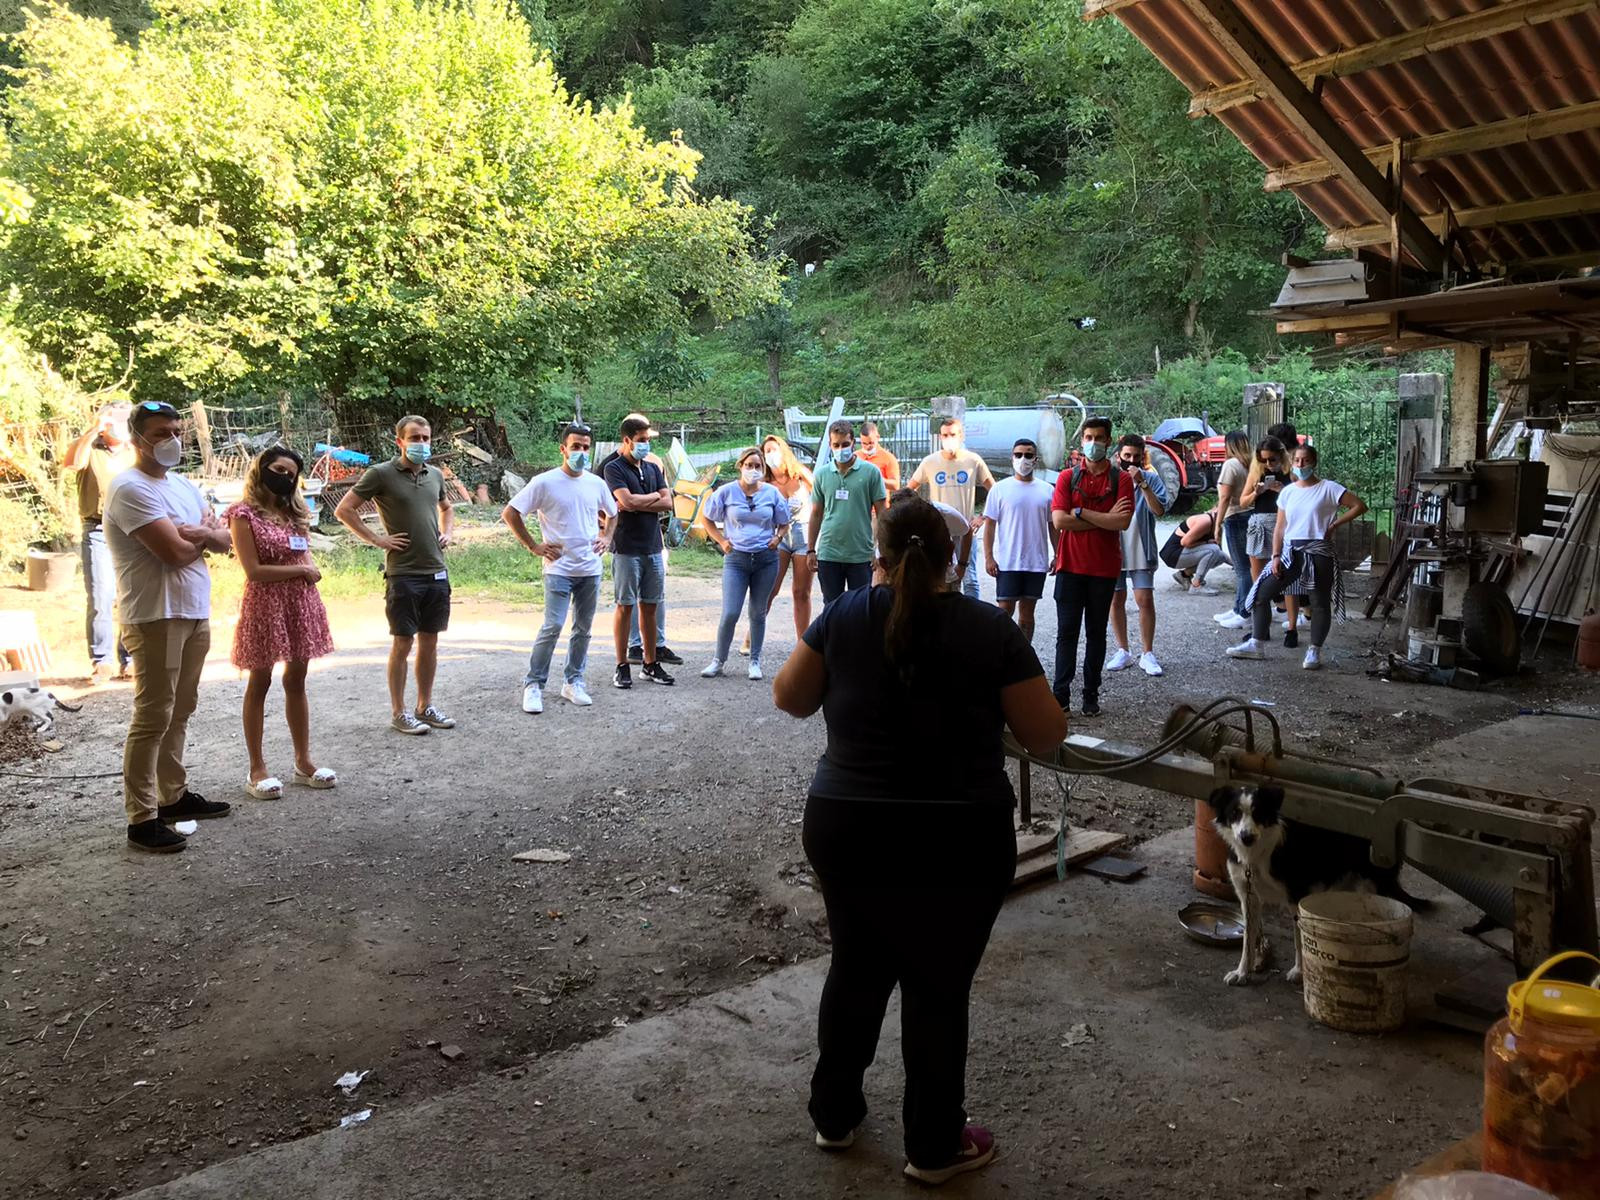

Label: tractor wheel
[1462,581,1521,676]
[1147,443,1189,514]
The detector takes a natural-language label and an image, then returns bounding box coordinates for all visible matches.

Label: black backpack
[1067,462,1125,511]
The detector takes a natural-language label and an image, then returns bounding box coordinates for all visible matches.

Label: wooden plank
[1012,829,1128,888]
[189,401,214,476]
[1276,314,1388,334]
[1266,99,1600,192]
[1190,0,1598,118]
[1184,0,1448,274]
[1325,188,1600,251]
[1082,0,1143,15]
[1450,343,1491,465]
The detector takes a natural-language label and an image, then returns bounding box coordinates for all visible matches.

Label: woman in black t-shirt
[773,496,1066,1186]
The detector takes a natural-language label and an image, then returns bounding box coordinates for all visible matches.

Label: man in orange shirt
[857,421,900,492]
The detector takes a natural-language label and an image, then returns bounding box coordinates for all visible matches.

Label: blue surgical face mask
[632,440,652,460]
[404,442,431,464]
[1292,465,1312,481]
[567,449,590,472]
[832,445,854,465]
[1082,440,1107,462]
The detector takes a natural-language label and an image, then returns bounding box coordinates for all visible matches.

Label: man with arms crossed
[982,438,1053,643]
[105,401,233,853]
[336,415,457,735]
[604,415,675,689]
[503,423,616,713]
[1049,417,1134,717]
[908,416,995,599]
[808,420,888,603]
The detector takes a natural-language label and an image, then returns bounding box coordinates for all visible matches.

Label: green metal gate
[1291,392,1403,535]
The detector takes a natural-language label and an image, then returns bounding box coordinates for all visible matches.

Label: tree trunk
[767,347,782,402]
[1182,295,1201,341]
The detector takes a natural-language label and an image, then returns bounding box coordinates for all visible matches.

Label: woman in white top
[756,434,816,643]
[1226,445,1366,670]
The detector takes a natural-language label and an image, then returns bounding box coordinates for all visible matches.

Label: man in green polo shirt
[806,419,887,604]
[335,414,457,736]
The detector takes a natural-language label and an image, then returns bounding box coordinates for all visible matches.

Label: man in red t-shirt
[1050,417,1134,716]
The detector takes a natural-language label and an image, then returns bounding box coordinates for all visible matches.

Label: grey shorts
[613,552,666,606]
[1247,512,1276,558]
[1118,568,1155,592]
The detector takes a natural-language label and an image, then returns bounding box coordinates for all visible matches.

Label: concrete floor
[130,823,1506,1200]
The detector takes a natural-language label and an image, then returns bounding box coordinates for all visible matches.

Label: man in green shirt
[806,419,887,604]
[335,414,457,736]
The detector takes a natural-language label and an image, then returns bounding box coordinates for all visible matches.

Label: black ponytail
[881,491,954,682]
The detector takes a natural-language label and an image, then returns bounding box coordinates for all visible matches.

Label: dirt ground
[2,534,1598,1199]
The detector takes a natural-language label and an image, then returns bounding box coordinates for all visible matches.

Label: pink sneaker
[904,1124,997,1185]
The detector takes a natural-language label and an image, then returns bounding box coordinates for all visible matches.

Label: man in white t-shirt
[502,422,618,713]
[981,438,1053,643]
[908,416,995,600]
[104,401,234,854]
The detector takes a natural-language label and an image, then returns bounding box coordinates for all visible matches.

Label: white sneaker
[748,659,763,681]
[1283,613,1306,631]
[561,680,593,705]
[701,660,724,678]
[1170,571,1193,592]
[1139,651,1164,677]
[1213,609,1235,624]
[1217,612,1250,630]
[521,684,543,714]
[1226,638,1266,660]
[1302,646,1322,670]
[1105,648,1135,671]
[1189,582,1221,596]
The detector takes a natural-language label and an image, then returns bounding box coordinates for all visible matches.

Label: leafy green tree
[1,0,778,432]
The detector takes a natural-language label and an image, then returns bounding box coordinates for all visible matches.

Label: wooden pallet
[1011,828,1128,889]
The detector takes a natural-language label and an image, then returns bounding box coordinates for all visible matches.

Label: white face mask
[151,436,183,469]
[941,435,961,453]
[741,467,763,486]
[764,448,783,470]
[1012,456,1034,477]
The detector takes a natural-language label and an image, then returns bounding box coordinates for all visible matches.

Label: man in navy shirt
[602,415,675,689]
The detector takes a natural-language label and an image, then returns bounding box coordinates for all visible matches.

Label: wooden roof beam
[1264,99,1600,192]
[1325,189,1600,251]
[1189,0,1599,118]
[1184,0,1449,274]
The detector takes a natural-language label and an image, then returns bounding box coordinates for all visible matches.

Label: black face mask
[262,470,298,498]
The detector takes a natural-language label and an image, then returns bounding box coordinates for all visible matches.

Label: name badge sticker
[835,488,850,501]
[288,535,309,551]
[435,570,449,581]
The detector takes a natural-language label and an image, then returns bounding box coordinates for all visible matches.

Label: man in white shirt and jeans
[502,422,618,712]
[982,438,1053,642]
[104,401,234,853]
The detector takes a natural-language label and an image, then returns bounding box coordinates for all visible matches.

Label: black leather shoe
[128,820,187,853]
[159,790,231,821]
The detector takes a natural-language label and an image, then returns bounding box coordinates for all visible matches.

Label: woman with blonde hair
[701,446,791,680]
[1210,430,1254,630]
[225,446,336,799]
[754,433,816,643]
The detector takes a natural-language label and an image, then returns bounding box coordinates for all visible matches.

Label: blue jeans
[818,560,872,605]
[525,573,599,688]
[1224,514,1252,617]
[628,602,666,651]
[82,523,127,667]
[961,552,980,600]
[716,549,780,663]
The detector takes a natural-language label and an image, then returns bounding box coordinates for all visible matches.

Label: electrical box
[1462,460,1549,537]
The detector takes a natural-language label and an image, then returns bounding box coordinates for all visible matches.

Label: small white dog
[0,687,81,737]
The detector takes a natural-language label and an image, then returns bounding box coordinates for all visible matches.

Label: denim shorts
[785,521,809,556]
[1118,568,1155,592]
[1247,512,1276,558]
[613,552,666,606]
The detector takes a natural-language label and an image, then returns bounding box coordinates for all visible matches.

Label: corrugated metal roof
[1106,0,1600,273]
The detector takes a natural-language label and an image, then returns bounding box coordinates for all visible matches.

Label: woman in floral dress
[226,447,336,799]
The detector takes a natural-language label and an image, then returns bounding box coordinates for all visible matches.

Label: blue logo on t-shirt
[955,470,970,485]
[934,470,949,486]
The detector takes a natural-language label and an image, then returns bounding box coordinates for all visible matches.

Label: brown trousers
[121,618,210,823]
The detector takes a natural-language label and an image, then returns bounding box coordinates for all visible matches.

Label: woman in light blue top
[702,446,792,681]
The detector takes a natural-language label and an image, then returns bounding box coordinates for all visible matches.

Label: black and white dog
[0,687,81,737]
[1205,784,1419,987]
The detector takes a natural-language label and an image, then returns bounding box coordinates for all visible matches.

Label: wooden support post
[189,401,214,475]
[1448,343,1490,466]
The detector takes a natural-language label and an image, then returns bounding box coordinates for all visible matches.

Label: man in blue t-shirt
[602,415,675,689]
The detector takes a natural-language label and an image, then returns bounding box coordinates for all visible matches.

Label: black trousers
[802,794,1015,1169]
[1051,571,1118,707]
